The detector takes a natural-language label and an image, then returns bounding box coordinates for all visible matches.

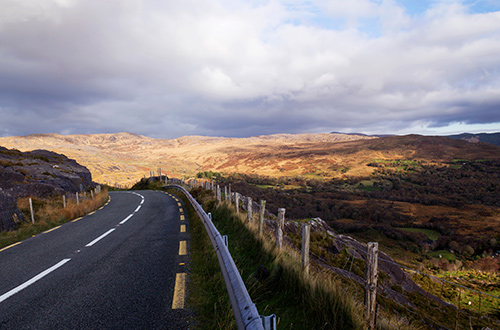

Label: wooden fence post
[63,195,66,208]
[91,190,94,200]
[365,242,379,330]
[247,197,253,223]
[76,192,79,205]
[228,184,232,203]
[217,185,221,203]
[29,198,35,224]
[224,186,228,202]
[301,223,311,275]
[259,200,266,236]
[235,193,240,215]
[276,208,285,250]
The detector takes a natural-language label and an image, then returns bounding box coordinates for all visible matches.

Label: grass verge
[186,187,364,330]
[0,190,109,250]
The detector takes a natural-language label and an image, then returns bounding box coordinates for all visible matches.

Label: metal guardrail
[167,184,273,330]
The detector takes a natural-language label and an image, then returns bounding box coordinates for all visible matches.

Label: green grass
[182,187,364,330]
[428,250,456,261]
[167,188,234,330]
[399,228,440,241]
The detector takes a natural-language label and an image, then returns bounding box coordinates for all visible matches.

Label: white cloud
[0,0,499,138]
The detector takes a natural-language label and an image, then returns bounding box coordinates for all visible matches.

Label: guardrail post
[247,197,253,223]
[259,200,266,236]
[235,193,240,215]
[260,315,277,330]
[365,242,379,330]
[301,223,311,275]
[276,208,285,250]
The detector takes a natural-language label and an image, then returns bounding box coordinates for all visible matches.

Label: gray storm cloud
[0,0,499,138]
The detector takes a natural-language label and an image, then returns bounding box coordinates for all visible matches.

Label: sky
[0,0,499,139]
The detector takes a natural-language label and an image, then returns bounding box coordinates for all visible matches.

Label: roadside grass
[166,187,235,330]
[0,190,109,250]
[188,187,365,330]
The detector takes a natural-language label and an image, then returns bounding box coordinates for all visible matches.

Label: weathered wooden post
[301,223,311,275]
[276,208,285,250]
[224,186,228,202]
[365,242,379,330]
[247,197,253,223]
[91,190,94,200]
[235,193,240,215]
[29,198,35,224]
[228,184,232,203]
[217,185,221,203]
[63,195,66,208]
[76,192,80,205]
[259,200,266,236]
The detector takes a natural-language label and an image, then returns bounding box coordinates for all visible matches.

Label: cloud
[0,0,499,138]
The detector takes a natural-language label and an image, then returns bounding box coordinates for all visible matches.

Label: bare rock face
[0,146,94,205]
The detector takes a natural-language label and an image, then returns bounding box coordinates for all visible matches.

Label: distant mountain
[0,132,499,187]
[445,132,500,146]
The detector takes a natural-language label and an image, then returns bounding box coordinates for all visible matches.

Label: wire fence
[191,179,500,330]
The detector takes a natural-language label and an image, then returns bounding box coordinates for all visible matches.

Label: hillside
[0,132,499,187]
[446,132,500,146]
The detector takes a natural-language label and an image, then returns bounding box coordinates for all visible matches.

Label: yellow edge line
[0,241,22,252]
[43,225,62,234]
[172,273,186,309]
[180,225,186,233]
[71,217,83,223]
[179,240,187,255]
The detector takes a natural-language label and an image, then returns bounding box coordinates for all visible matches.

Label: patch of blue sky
[398,0,500,15]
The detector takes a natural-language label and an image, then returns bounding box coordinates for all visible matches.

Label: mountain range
[0,132,499,187]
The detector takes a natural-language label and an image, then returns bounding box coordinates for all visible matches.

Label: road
[0,190,190,329]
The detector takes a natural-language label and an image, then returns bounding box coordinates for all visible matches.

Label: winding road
[0,190,190,329]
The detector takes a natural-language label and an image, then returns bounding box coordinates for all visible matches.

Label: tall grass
[0,189,109,249]
[185,187,366,330]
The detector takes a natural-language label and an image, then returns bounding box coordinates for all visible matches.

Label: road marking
[0,258,71,303]
[178,241,187,255]
[180,215,185,221]
[85,229,116,247]
[88,211,96,216]
[71,217,83,223]
[180,225,186,233]
[140,200,144,205]
[172,273,186,309]
[0,242,22,252]
[119,214,134,225]
[43,225,61,234]
[134,205,141,213]
[177,202,182,207]
[179,262,185,266]
[179,208,183,213]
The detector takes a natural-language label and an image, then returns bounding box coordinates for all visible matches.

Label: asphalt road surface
[0,190,190,329]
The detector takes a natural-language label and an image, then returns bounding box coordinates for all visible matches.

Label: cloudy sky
[1,0,499,138]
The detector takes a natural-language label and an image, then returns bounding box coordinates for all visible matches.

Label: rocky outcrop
[0,146,94,230]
